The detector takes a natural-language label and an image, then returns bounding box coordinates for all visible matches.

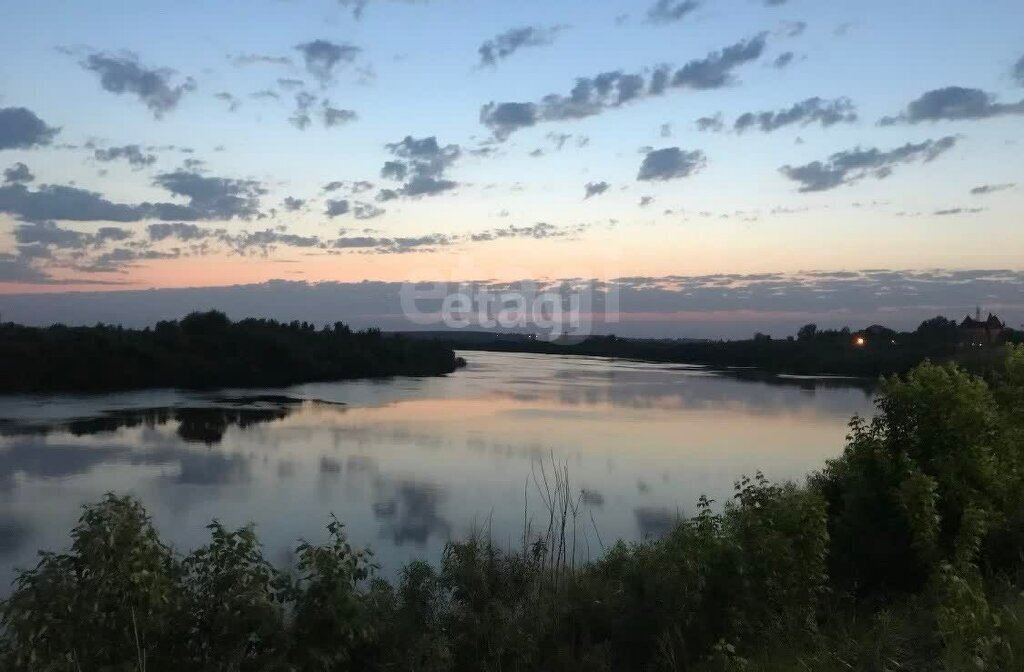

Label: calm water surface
[0,351,875,590]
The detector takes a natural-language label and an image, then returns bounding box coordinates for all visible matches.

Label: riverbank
[0,311,464,393]
[403,321,1021,378]
[3,347,1023,670]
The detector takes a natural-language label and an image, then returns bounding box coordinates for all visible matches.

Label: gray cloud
[638,147,707,181]
[229,53,293,67]
[148,222,216,242]
[16,243,52,260]
[10,214,598,282]
[1015,54,1024,86]
[0,183,196,222]
[640,195,654,207]
[337,0,372,18]
[584,181,610,199]
[325,199,350,217]
[331,220,589,251]
[295,40,360,85]
[80,52,196,118]
[9,270,1024,338]
[74,247,181,273]
[671,34,768,88]
[470,222,563,241]
[13,221,133,254]
[282,196,306,211]
[93,144,157,169]
[152,171,266,219]
[331,236,380,248]
[880,86,1024,125]
[380,135,461,197]
[138,224,326,260]
[647,0,699,24]
[478,102,538,139]
[290,91,317,130]
[970,183,1015,196]
[695,113,724,132]
[337,0,427,19]
[214,92,241,112]
[733,97,857,133]
[0,252,53,283]
[151,223,332,260]
[322,102,358,127]
[934,207,985,216]
[288,93,355,130]
[3,163,34,184]
[93,226,133,244]
[780,136,958,192]
[545,131,589,150]
[479,25,567,66]
[333,233,451,253]
[225,229,321,254]
[380,161,406,181]
[0,108,60,150]
[14,220,90,249]
[773,52,795,69]
[323,180,373,194]
[778,21,806,37]
[353,202,385,219]
[480,34,767,139]
[402,175,457,196]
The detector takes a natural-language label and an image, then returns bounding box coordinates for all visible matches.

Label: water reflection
[0,396,333,445]
[634,507,681,540]
[373,480,452,546]
[0,351,876,592]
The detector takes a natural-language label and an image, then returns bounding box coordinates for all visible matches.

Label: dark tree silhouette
[0,311,463,392]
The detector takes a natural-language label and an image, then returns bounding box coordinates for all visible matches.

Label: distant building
[959,312,1006,347]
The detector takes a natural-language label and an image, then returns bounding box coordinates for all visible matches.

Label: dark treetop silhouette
[414,315,1021,378]
[0,311,464,392]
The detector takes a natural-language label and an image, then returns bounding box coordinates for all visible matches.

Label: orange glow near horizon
[6,220,1024,296]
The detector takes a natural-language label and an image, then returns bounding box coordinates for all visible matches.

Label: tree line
[0,311,464,392]
[447,316,1023,378]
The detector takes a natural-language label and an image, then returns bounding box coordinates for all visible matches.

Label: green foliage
[0,495,182,671]
[181,522,289,668]
[289,517,380,668]
[813,357,1023,598]
[3,350,1024,670]
[0,311,463,392]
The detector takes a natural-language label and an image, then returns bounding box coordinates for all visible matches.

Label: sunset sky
[1,0,1022,334]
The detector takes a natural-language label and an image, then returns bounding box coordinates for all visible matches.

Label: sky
[0,0,1023,336]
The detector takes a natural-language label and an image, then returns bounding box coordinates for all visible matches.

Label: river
[0,351,875,590]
